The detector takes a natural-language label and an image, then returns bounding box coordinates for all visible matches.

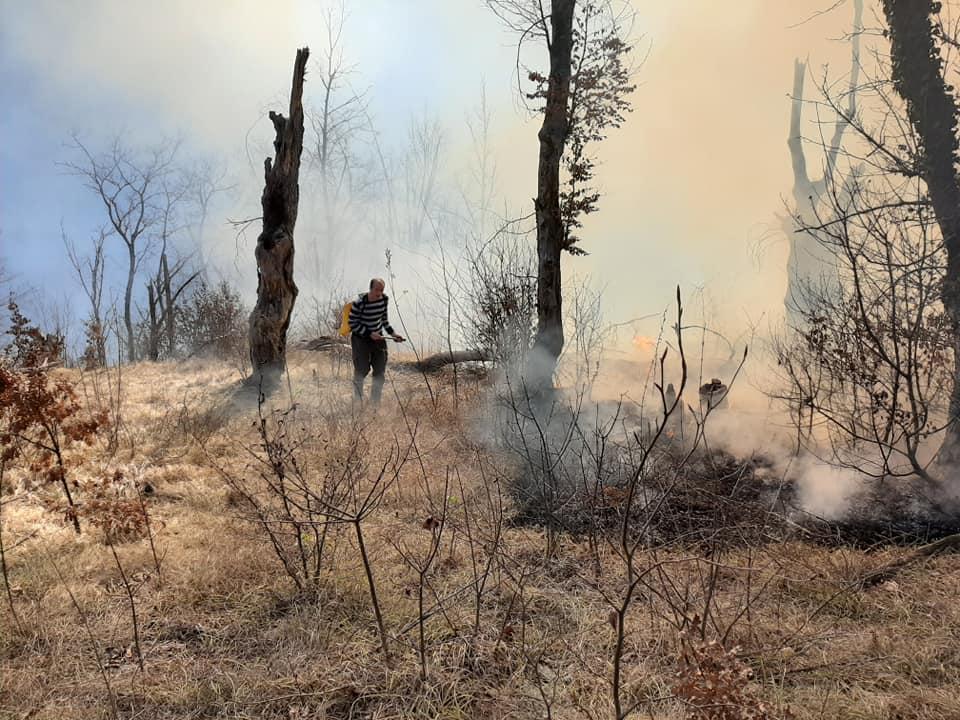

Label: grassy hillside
[2,352,959,719]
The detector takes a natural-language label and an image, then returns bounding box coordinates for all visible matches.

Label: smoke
[3,0,911,518]
[2,0,862,333]
[790,456,863,520]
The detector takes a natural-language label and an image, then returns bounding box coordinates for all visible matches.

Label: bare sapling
[46,552,120,720]
[384,249,437,408]
[76,350,124,457]
[208,400,353,592]
[457,461,505,640]
[107,540,145,672]
[209,400,409,664]
[393,468,451,681]
[83,471,154,672]
[134,476,164,585]
[609,288,749,719]
[0,460,23,632]
[0,302,108,533]
[346,443,408,667]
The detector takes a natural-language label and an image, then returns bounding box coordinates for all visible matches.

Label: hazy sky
[0,0,866,347]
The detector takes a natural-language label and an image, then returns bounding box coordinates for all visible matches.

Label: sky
[0,0,867,353]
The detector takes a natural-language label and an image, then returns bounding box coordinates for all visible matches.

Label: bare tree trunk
[162,252,175,354]
[145,248,198,363]
[883,0,960,470]
[64,227,108,368]
[90,241,106,367]
[529,0,575,389]
[248,47,310,387]
[784,0,861,324]
[318,69,333,281]
[147,281,159,362]
[125,244,136,363]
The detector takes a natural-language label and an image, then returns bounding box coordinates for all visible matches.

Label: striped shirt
[348,293,395,338]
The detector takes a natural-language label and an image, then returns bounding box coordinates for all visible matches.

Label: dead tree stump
[248,47,309,389]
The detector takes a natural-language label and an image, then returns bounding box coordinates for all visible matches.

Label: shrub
[0,302,107,532]
[177,280,248,369]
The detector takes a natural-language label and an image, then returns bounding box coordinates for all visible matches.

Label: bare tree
[142,180,200,361]
[455,89,539,364]
[63,227,108,368]
[248,47,310,386]
[365,112,445,256]
[772,1,960,495]
[183,158,232,279]
[461,85,499,246]
[783,0,863,323]
[143,253,200,361]
[487,0,633,388]
[305,2,375,278]
[775,169,948,485]
[65,137,179,363]
[0,252,9,295]
[465,227,537,364]
[883,0,960,471]
[400,116,444,249]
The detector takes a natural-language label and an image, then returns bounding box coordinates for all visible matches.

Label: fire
[632,335,655,353]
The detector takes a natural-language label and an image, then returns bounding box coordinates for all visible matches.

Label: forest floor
[2,351,960,720]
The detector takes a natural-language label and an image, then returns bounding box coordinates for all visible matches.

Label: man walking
[349,278,404,404]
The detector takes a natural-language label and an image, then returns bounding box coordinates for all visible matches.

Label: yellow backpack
[338,301,353,337]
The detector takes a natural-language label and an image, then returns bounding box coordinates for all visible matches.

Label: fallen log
[411,349,491,373]
[859,532,960,589]
[301,341,490,372]
[300,335,349,351]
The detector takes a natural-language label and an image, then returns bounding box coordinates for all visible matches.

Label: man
[348,278,404,404]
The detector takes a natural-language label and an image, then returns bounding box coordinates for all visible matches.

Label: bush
[0,302,107,533]
[775,172,950,483]
[465,234,536,364]
[177,280,249,370]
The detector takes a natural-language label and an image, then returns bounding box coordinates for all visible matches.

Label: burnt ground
[510,446,960,551]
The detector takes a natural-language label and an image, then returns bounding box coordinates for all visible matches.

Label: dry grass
[2,353,960,719]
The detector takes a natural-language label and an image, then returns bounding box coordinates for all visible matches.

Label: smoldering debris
[797,513,960,549]
[791,478,960,549]
[489,376,960,551]
[502,441,792,549]
[503,430,960,550]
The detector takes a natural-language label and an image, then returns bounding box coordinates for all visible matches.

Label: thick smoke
[4,1,925,518]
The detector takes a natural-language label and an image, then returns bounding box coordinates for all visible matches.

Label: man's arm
[383,299,394,337]
[348,298,369,336]
[383,298,403,341]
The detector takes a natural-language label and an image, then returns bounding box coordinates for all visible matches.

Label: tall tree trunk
[318,77,333,281]
[248,47,310,387]
[147,281,159,362]
[92,312,106,368]
[784,59,816,324]
[125,243,136,363]
[528,0,575,389]
[785,0,861,325]
[883,0,960,470]
[162,252,175,355]
[92,239,106,367]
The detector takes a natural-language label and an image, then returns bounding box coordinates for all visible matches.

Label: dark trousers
[351,333,388,403]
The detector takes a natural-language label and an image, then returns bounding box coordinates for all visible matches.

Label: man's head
[368,278,386,301]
